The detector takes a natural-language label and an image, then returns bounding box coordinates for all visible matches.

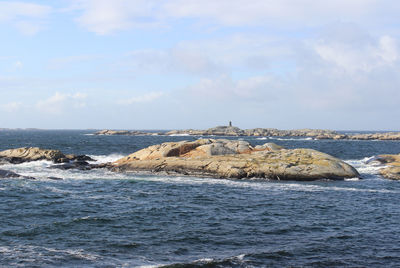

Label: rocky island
[111,139,360,180]
[4,143,400,181]
[0,142,360,181]
[94,126,400,140]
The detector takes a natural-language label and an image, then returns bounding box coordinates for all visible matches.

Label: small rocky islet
[94,125,400,140]
[111,139,359,180]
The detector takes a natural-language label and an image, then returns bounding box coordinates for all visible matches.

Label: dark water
[0,130,399,267]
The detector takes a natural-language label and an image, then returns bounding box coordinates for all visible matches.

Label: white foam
[344,177,361,181]
[236,254,246,260]
[122,174,400,193]
[89,154,126,164]
[0,245,100,262]
[256,137,268,140]
[345,156,384,176]
[195,258,215,263]
[168,134,190,136]
[0,157,128,181]
[269,137,316,141]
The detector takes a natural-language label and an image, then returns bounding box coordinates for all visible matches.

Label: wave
[344,156,384,176]
[159,253,247,267]
[168,134,191,136]
[89,153,126,164]
[267,137,315,141]
[0,155,126,181]
[0,245,100,265]
[118,174,399,193]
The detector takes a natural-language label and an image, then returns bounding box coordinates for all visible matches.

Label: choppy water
[0,130,400,267]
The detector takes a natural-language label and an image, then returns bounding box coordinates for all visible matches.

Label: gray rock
[0,169,35,179]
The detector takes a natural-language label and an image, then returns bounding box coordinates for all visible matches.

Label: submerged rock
[49,161,91,170]
[0,169,35,179]
[112,139,359,181]
[375,154,400,180]
[47,176,63,180]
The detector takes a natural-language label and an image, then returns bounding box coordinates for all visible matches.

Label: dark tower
[229,121,232,127]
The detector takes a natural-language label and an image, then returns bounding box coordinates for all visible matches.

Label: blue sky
[1,0,399,130]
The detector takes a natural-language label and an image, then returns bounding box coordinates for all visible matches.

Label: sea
[0,130,399,267]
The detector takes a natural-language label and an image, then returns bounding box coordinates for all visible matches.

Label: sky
[0,0,399,130]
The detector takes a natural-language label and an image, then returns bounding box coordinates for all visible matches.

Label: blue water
[0,130,400,267]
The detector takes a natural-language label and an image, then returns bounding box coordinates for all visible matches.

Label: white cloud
[13,61,23,70]
[70,0,400,34]
[36,92,88,114]
[118,91,164,105]
[187,74,283,101]
[163,0,382,26]
[289,27,400,112]
[125,48,223,76]
[0,1,52,35]
[47,55,101,70]
[1,101,23,113]
[120,34,292,78]
[73,0,159,35]
[175,26,400,116]
[313,34,399,73]
[377,36,398,63]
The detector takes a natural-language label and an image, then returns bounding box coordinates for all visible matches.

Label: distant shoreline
[92,126,400,141]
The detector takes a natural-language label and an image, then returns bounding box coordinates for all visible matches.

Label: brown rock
[112,139,359,181]
[376,154,400,180]
[0,147,66,163]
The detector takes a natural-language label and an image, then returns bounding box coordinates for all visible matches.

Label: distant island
[94,125,400,140]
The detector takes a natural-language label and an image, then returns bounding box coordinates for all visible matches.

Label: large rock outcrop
[375,154,400,180]
[112,139,359,180]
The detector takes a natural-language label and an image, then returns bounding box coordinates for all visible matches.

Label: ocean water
[0,130,400,267]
